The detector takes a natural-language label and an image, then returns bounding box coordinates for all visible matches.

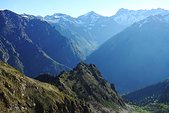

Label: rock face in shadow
[0,10,84,77]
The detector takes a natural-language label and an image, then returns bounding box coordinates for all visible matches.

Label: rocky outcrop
[36,62,126,112]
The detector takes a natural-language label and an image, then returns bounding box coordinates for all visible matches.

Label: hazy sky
[1,0,169,17]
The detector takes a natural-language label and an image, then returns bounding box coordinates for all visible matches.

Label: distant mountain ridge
[113,8,169,26]
[43,8,169,60]
[11,8,169,60]
[87,14,169,93]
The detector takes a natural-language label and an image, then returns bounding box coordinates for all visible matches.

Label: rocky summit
[36,62,128,113]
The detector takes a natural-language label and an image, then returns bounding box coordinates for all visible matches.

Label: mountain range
[113,8,169,26]
[44,8,169,58]
[1,8,169,92]
[1,8,169,112]
[87,14,169,92]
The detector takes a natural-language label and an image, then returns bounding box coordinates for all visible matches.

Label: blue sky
[0,0,169,17]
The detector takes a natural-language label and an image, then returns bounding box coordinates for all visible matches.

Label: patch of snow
[54,15,60,18]
[139,20,148,28]
[22,15,29,18]
[44,14,79,24]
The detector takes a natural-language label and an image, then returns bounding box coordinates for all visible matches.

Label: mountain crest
[36,62,125,111]
[80,11,100,17]
[52,13,74,19]
[77,11,102,23]
[115,8,129,15]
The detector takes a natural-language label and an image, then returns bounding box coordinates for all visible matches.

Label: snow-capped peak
[115,8,129,15]
[52,13,73,19]
[21,14,43,20]
[77,11,102,24]
[82,11,99,17]
[44,13,80,24]
[134,14,168,28]
[113,8,169,26]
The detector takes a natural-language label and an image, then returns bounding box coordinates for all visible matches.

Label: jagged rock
[36,62,126,112]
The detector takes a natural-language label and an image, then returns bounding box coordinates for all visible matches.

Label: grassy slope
[0,61,91,113]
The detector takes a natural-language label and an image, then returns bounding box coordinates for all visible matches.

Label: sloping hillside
[0,10,83,77]
[0,61,92,113]
[123,79,169,113]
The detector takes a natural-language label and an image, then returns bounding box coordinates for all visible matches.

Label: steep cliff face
[0,61,92,113]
